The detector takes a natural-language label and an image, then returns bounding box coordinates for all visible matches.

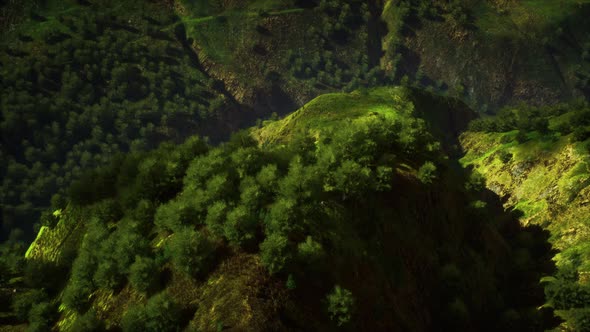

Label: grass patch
[513,199,548,219]
[253,87,407,144]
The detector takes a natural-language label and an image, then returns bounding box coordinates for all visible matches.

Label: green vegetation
[326,285,355,326]
[165,227,215,278]
[1,87,558,331]
[129,256,159,294]
[70,309,103,332]
[2,0,590,331]
[284,1,380,92]
[461,100,590,330]
[0,0,227,239]
[121,292,181,332]
[27,301,57,332]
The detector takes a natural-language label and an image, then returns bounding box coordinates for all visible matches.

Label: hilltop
[2,88,557,331]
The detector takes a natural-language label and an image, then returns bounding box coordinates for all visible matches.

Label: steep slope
[461,101,590,330]
[381,0,590,110]
[5,88,558,331]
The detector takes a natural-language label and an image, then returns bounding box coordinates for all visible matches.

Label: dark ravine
[171,21,299,144]
[366,0,387,69]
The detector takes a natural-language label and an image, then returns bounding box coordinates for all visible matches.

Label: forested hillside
[1,0,590,331]
[0,0,234,241]
[2,0,589,242]
[4,88,558,331]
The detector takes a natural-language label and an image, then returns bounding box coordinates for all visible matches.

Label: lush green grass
[253,87,407,144]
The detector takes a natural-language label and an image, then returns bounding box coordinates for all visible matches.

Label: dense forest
[1,0,590,331]
[0,1,231,242]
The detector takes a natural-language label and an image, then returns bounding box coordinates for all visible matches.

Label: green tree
[205,201,229,238]
[260,233,291,274]
[94,258,123,291]
[329,160,372,199]
[570,308,590,332]
[70,309,103,332]
[166,228,214,277]
[224,205,258,248]
[121,292,181,332]
[286,274,297,290]
[184,150,228,192]
[256,164,279,191]
[326,285,355,326]
[297,236,325,267]
[63,278,94,312]
[12,289,49,321]
[265,198,300,235]
[418,161,437,185]
[129,256,159,294]
[27,302,57,332]
[154,197,199,232]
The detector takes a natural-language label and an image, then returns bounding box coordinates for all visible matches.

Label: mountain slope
[461,101,590,330]
[6,88,558,331]
[2,0,589,244]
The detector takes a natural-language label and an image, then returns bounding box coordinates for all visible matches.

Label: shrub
[326,285,355,326]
